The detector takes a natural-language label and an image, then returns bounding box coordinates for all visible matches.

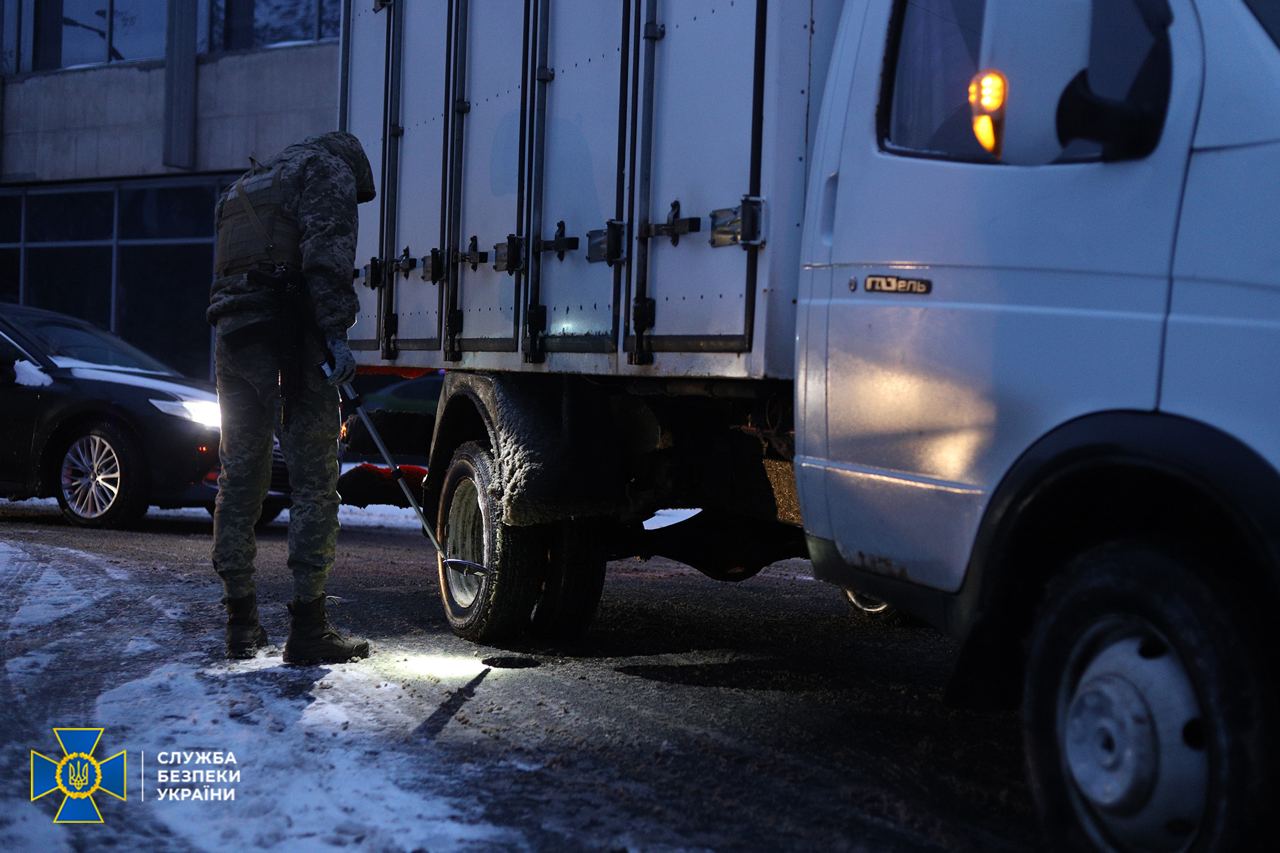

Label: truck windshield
[1246,0,1280,48]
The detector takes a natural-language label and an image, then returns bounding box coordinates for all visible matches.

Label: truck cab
[799,1,1279,848]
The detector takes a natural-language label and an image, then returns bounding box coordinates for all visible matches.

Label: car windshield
[25,318,177,375]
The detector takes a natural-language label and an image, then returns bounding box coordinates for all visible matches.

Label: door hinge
[420,248,444,283]
[523,304,547,364]
[373,0,392,11]
[454,98,471,114]
[639,199,700,247]
[709,195,766,249]
[643,22,665,41]
[537,220,579,261]
[381,311,399,359]
[632,296,656,333]
[586,219,625,266]
[363,256,384,289]
[492,234,525,274]
[536,65,555,82]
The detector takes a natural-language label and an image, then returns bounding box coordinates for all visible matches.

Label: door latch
[640,200,700,247]
[393,246,417,277]
[458,236,489,272]
[538,220,579,261]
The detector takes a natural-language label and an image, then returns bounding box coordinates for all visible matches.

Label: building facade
[0,0,341,377]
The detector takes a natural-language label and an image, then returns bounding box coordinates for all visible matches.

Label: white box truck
[341,0,1278,847]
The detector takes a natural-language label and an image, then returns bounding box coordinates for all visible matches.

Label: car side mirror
[971,0,1173,165]
[0,356,16,385]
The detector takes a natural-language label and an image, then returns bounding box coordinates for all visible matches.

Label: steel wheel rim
[1057,618,1208,852]
[444,478,484,608]
[60,435,121,519]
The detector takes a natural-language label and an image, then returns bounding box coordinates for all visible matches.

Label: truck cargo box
[341,0,839,379]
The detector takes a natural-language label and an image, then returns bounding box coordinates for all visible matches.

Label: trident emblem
[67,759,91,790]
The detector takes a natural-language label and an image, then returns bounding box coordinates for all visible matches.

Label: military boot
[283,596,371,665]
[224,594,269,660]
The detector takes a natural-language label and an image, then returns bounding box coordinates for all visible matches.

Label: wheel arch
[37,406,148,497]
[947,410,1280,707]
[422,373,498,527]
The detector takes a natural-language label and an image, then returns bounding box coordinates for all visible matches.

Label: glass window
[884,0,1170,163]
[35,0,110,70]
[24,246,113,328]
[2,1,19,75]
[215,0,325,51]
[320,0,340,40]
[26,192,113,242]
[885,0,990,161]
[0,248,19,304]
[116,244,214,378]
[0,196,21,243]
[119,186,216,239]
[111,0,166,62]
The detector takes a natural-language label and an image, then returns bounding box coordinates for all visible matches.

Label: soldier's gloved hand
[326,336,357,387]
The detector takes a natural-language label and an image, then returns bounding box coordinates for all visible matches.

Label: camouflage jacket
[207,131,375,339]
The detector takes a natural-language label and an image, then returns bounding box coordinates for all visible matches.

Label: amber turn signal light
[968,69,1007,158]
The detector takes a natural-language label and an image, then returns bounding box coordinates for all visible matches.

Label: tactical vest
[214,165,303,276]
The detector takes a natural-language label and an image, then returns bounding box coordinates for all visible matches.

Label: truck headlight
[150,398,222,430]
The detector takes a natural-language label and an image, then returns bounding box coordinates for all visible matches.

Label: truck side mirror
[971,0,1173,165]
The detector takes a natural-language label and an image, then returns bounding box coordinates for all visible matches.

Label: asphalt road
[0,500,1039,851]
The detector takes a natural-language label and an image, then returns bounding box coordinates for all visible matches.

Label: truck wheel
[530,521,607,643]
[1023,543,1273,853]
[56,421,148,528]
[435,441,542,642]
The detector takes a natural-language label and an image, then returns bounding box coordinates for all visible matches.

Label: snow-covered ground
[0,537,517,851]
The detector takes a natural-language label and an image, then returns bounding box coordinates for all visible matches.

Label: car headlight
[149,398,221,430]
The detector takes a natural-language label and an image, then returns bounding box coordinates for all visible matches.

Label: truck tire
[530,521,607,643]
[55,421,148,528]
[1022,543,1274,853]
[435,441,543,642]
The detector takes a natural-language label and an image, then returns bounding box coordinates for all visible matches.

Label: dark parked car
[0,303,287,528]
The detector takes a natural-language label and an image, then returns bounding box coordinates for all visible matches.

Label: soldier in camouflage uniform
[208,131,374,664]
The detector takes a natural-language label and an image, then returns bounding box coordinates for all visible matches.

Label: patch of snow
[642,508,702,531]
[335,504,424,531]
[124,637,161,655]
[94,658,519,851]
[5,647,58,681]
[13,358,52,387]
[6,561,110,630]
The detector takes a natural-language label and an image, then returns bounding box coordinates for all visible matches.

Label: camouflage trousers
[212,323,340,601]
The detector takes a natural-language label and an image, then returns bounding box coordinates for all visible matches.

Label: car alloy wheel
[60,434,121,519]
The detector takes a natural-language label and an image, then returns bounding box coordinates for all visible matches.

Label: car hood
[67,367,217,402]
